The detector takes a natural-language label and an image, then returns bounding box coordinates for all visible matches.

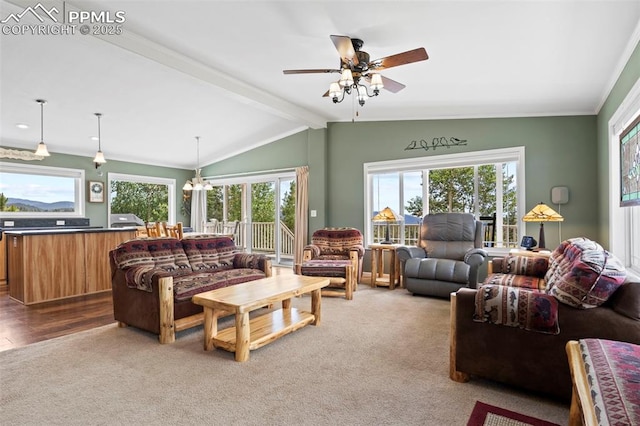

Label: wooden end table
[369,243,403,290]
[192,275,329,362]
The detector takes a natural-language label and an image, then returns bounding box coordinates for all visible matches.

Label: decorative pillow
[483,273,546,291]
[146,238,190,270]
[473,284,560,334]
[546,238,627,309]
[181,236,237,270]
[504,255,549,278]
[113,239,156,269]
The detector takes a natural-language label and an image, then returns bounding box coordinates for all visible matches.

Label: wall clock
[88,181,104,203]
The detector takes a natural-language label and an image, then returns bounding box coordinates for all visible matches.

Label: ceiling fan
[283,35,429,105]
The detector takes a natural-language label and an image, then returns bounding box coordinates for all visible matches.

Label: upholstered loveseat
[450,238,640,401]
[110,235,272,343]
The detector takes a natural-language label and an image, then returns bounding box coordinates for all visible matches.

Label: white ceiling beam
[5,0,328,130]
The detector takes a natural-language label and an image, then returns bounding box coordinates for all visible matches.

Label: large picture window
[108,173,176,225]
[0,162,85,217]
[364,147,525,252]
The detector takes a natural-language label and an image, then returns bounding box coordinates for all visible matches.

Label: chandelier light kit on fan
[93,113,107,169]
[284,35,428,106]
[183,136,212,191]
[34,99,50,157]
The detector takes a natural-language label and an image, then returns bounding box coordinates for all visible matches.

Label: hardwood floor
[0,266,296,352]
[0,285,116,352]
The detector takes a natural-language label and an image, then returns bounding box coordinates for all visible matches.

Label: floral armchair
[299,228,365,300]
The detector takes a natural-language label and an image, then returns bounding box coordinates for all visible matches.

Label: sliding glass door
[207,172,295,265]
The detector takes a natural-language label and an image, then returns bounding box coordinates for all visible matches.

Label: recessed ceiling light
[16,123,29,129]
[90,136,99,141]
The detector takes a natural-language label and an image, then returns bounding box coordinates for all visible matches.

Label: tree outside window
[110,181,169,223]
[366,148,523,248]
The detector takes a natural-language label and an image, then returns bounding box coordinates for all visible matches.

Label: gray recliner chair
[397,213,487,298]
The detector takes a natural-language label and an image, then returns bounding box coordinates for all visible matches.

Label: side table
[369,244,403,290]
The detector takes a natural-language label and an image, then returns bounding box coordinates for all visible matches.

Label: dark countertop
[2,227,137,236]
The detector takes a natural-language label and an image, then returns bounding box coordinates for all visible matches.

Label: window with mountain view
[0,162,84,217]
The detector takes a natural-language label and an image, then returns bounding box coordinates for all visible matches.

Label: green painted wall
[208,115,598,251]
[596,40,640,247]
[202,128,329,231]
[325,116,598,250]
[0,151,192,228]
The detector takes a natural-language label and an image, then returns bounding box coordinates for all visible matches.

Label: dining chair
[221,220,239,235]
[145,222,162,237]
[162,222,184,239]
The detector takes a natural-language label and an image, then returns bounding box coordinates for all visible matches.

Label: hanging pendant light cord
[196,136,200,169]
[40,101,44,142]
[97,114,102,150]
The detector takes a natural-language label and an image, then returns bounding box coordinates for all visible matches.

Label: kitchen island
[6,227,136,305]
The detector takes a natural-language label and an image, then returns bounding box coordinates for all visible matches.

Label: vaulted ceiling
[1,0,639,170]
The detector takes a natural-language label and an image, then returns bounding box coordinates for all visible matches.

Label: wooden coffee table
[192,275,330,362]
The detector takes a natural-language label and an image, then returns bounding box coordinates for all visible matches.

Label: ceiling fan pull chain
[352,94,356,123]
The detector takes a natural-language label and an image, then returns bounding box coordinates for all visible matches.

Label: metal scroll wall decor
[405,137,467,152]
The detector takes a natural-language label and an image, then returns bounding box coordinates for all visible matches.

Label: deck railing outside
[208,222,518,255]
[371,223,519,247]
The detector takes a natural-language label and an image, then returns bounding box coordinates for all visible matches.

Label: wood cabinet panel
[7,230,135,305]
[25,234,85,303]
[7,235,24,302]
[0,237,6,285]
[84,231,135,293]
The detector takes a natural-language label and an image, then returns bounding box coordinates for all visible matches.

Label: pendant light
[93,113,107,169]
[34,99,50,156]
[183,136,212,191]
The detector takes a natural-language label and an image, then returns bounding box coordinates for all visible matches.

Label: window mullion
[473,166,479,217]
[495,163,504,247]
[422,169,430,215]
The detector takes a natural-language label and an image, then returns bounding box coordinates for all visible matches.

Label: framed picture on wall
[88,181,104,203]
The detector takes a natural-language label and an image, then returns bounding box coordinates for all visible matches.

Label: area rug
[467,401,562,426]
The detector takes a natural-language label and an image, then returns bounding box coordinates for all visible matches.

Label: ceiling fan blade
[283,69,340,75]
[371,74,406,93]
[370,47,428,71]
[330,35,359,66]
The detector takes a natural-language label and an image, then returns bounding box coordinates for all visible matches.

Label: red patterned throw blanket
[579,339,640,426]
[473,284,560,334]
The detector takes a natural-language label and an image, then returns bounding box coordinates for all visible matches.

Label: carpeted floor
[0,286,569,425]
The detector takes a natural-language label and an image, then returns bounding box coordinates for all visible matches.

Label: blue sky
[372,172,422,214]
[0,172,74,203]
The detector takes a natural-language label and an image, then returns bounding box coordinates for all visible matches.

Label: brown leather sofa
[110,235,271,343]
[450,248,640,401]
